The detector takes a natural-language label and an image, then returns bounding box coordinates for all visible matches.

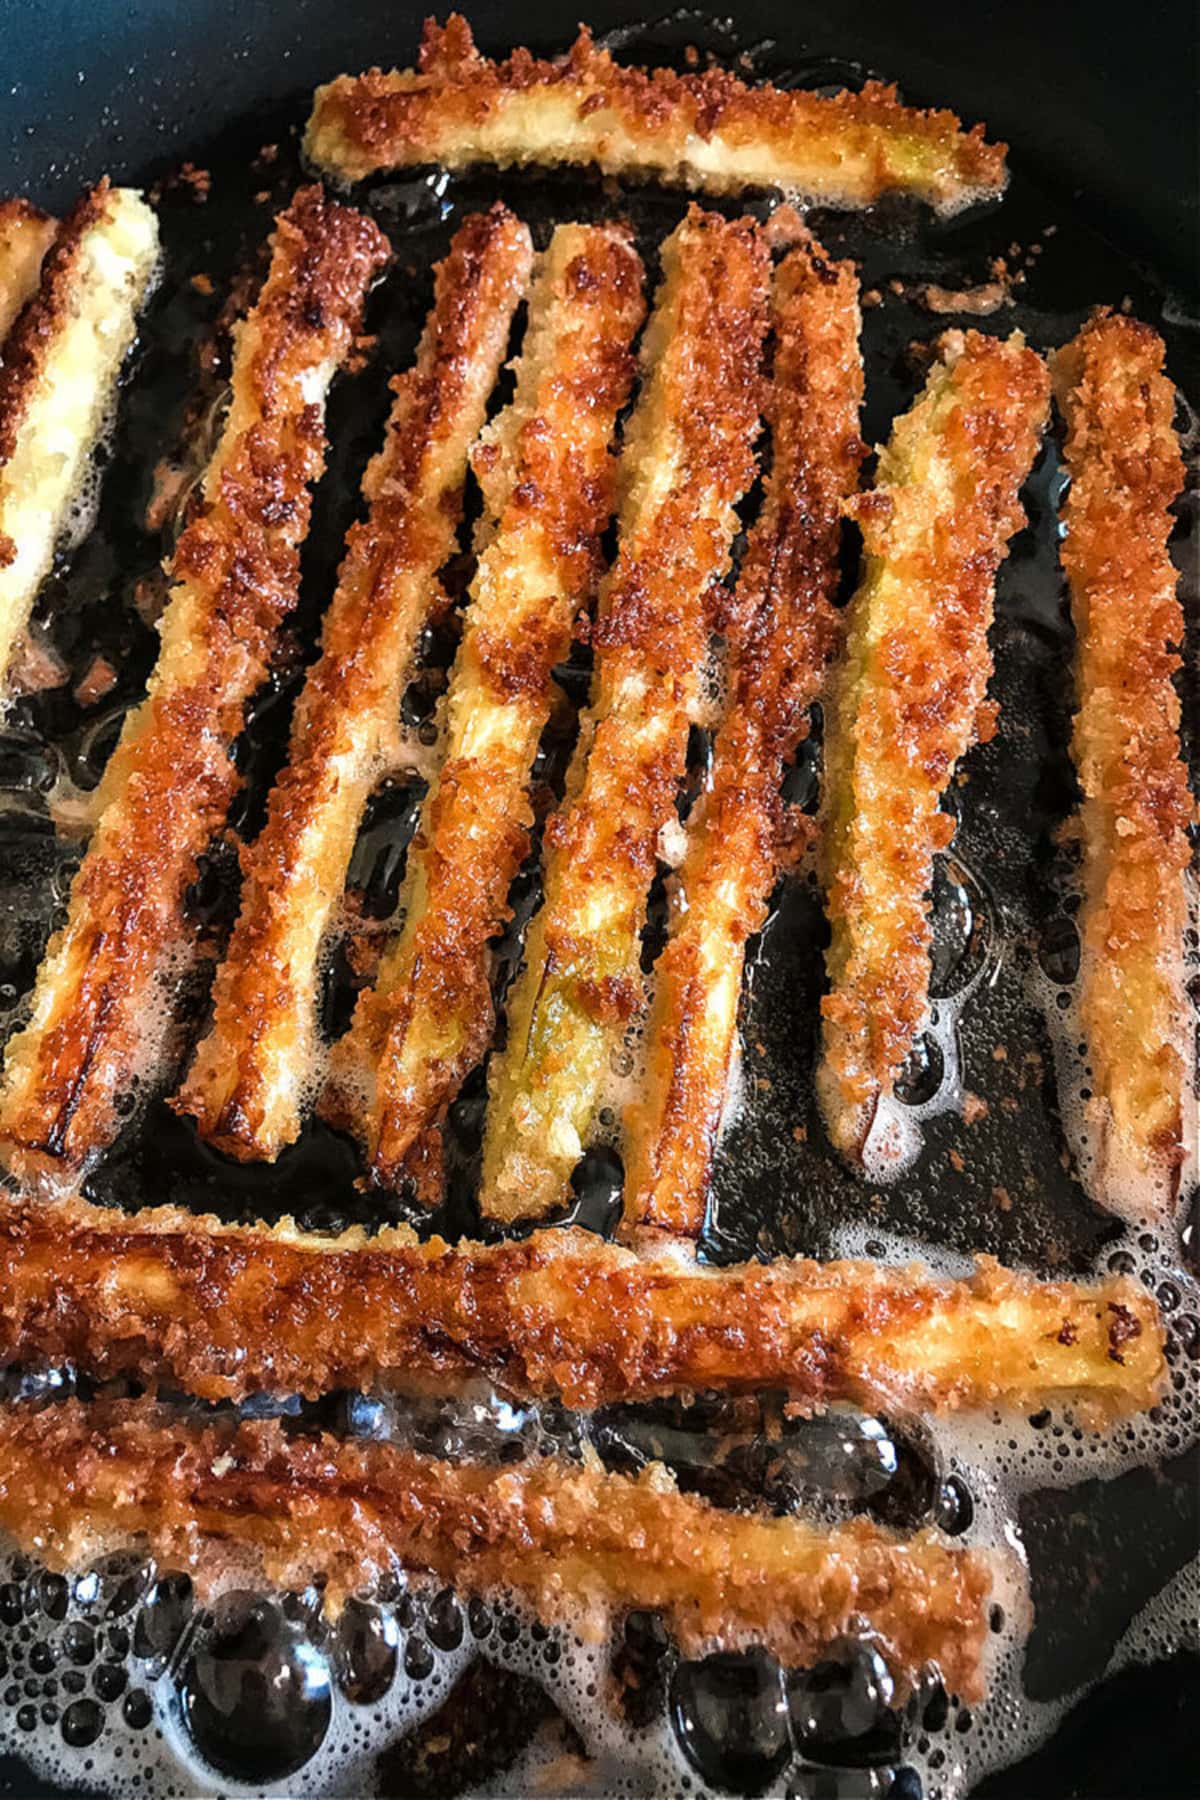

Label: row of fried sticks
[0,24,1191,1702]
[0,190,1190,1226]
[0,1201,1168,1701]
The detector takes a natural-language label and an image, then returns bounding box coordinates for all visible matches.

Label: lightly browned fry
[479,205,769,1223]
[306,13,1007,215]
[322,222,644,1189]
[0,181,159,694]
[0,186,389,1188]
[0,198,56,342]
[0,1197,1165,1419]
[817,329,1050,1171]
[623,232,864,1240]
[1052,312,1195,1219]
[0,1397,994,1698]
[175,205,531,1161]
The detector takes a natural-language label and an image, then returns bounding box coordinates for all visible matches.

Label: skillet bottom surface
[0,13,1197,1798]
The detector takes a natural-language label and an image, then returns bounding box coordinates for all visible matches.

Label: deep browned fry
[0,1199,1164,1418]
[0,1398,994,1697]
[324,222,644,1188]
[624,232,864,1239]
[0,198,56,342]
[0,187,389,1186]
[306,13,1006,215]
[818,330,1050,1168]
[175,205,531,1161]
[1052,313,1194,1217]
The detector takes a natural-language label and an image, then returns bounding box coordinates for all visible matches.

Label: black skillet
[0,2,1197,1795]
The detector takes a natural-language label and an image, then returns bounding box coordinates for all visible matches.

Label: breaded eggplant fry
[479,206,769,1222]
[306,13,1007,216]
[175,207,530,1161]
[624,234,864,1240]
[0,188,389,1187]
[0,1199,1165,1419]
[818,330,1049,1168]
[324,223,644,1187]
[0,1398,994,1698]
[0,181,158,692]
[1052,313,1195,1217]
[0,199,56,342]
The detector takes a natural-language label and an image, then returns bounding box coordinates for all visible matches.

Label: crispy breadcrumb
[0,182,159,694]
[0,198,56,342]
[175,206,530,1161]
[324,222,644,1187]
[479,207,769,1222]
[0,1198,1164,1419]
[818,330,1049,1167]
[624,232,864,1240]
[306,13,1007,215]
[0,187,389,1186]
[0,1397,993,1697]
[1052,313,1195,1216]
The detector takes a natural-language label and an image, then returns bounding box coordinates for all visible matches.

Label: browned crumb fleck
[992,1044,1008,1062]
[5,631,67,697]
[761,202,810,249]
[862,288,882,308]
[888,277,905,295]
[962,1091,989,1125]
[792,1124,808,1144]
[921,281,1009,316]
[144,457,190,535]
[132,574,167,627]
[72,655,117,710]
[992,1186,1012,1212]
[190,273,214,296]
[949,1149,966,1173]
[177,162,211,202]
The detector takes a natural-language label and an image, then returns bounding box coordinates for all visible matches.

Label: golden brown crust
[175,206,531,1161]
[480,206,769,1221]
[0,183,158,688]
[818,330,1050,1165]
[1052,313,1194,1216]
[0,187,389,1184]
[624,234,864,1239]
[306,13,1006,214]
[0,1198,1164,1419]
[324,222,644,1187]
[0,1397,993,1697]
[0,185,110,467]
[0,198,56,345]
